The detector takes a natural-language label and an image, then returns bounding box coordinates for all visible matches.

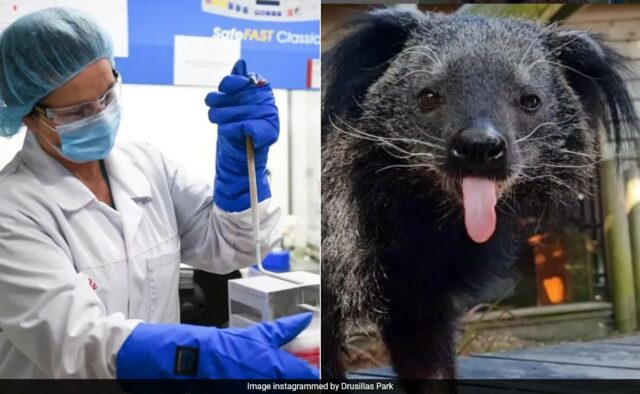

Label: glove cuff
[116,323,211,379]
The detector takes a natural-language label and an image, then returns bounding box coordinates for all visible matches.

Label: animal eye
[417,89,442,111]
[520,94,541,111]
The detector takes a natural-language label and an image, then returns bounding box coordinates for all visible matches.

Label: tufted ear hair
[549,29,639,151]
[322,8,423,141]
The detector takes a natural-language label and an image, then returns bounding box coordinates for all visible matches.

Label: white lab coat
[0,131,281,379]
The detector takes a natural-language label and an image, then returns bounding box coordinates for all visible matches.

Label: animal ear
[322,9,422,135]
[549,30,638,149]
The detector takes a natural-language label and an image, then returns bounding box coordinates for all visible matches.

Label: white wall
[290,90,321,248]
[0,129,25,167]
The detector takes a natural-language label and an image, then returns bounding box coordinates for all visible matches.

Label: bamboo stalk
[625,166,640,323]
[601,158,637,333]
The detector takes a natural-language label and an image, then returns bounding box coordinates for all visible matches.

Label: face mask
[39,100,122,163]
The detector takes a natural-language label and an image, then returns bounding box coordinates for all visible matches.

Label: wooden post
[625,166,640,323]
[601,158,637,333]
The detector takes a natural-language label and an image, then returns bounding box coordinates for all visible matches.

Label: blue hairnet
[0,7,114,137]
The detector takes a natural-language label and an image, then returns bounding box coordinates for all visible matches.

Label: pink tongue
[462,177,497,243]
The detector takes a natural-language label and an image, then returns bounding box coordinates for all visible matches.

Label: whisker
[376,163,436,174]
[529,59,600,80]
[330,117,429,160]
[387,137,445,151]
[361,45,442,71]
[557,149,596,158]
[381,145,434,160]
[515,115,576,144]
[539,160,602,169]
[332,114,445,152]
[531,32,583,66]
[519,38,540,67]
[393,68,438,85]
[396,45,443,65]
[410,118,446,143]
[514,171,576,193]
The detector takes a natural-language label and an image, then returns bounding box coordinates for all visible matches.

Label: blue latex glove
[205,59,279,212]
[116,313,319,379]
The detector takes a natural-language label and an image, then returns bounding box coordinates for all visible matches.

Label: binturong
[321,9,639,385]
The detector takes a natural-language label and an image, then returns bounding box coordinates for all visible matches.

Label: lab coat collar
[21,131,152,212]
[22,131,96,212]
[104,147,152,201]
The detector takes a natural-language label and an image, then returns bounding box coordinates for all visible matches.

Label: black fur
[321,9,638,388]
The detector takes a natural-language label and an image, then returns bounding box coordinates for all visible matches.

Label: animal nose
[448,127,508,175]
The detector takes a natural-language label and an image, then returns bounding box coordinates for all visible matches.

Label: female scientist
[0,8,317,379]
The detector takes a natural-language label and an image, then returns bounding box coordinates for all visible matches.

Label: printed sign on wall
[116,0,320,89]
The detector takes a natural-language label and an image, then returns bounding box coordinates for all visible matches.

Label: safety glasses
[35,69,121,126]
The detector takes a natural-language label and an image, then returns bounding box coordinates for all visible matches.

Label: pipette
[246,138,303,286]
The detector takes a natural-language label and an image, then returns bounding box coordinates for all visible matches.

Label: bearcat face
[323,10,637,242]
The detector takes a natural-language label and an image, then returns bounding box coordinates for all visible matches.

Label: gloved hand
[116,313,319,379]
[205,59,279,212]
